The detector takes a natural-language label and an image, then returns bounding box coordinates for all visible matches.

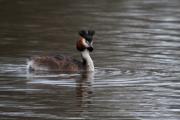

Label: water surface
[0,0,180,120]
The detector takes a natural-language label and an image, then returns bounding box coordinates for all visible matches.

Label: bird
[27,30,95,72]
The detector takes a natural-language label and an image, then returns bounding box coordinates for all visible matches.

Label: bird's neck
[81,50,94,71]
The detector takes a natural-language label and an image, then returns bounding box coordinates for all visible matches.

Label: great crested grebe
[27,30,95,72]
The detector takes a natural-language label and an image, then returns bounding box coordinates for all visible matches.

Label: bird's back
[27,55,83,72]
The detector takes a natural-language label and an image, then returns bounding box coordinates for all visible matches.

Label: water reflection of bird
[76,72,94,98]
[27,30,95,72]
[76,71,94,113]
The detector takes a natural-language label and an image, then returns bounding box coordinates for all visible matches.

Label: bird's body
[27,30,95,72]
[27,55,83,72]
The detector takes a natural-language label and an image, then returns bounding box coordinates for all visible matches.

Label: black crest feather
[79,30,86,38]
[79,30,95,42]
[88,30,95,36]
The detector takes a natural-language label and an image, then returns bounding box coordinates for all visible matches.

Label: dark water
[1,0,180,119]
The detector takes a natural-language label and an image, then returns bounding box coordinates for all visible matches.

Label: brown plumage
[28,55,83,71]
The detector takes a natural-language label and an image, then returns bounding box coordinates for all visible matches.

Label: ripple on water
[0,62,180,120]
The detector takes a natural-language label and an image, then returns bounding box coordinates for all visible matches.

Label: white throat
[81,50,94,71]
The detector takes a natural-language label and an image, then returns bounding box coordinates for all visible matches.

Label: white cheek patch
[82,38,89,47]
